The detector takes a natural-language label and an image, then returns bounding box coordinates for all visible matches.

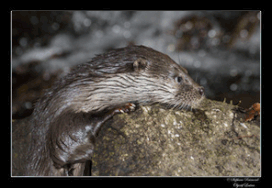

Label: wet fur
[14,45,204,176]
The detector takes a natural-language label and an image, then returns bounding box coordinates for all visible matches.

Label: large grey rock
[92,98,260,176]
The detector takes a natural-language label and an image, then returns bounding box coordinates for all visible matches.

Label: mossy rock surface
[92,99,260,176]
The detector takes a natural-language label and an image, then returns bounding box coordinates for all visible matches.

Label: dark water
[11,11,260,119]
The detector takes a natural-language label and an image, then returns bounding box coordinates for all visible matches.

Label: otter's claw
[114,103,136,114]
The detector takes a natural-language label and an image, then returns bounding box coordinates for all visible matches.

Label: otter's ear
[133,58,148,72]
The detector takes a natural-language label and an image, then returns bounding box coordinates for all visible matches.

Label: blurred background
[12,11,260,119]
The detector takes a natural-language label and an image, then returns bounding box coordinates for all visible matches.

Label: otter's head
[130,49,205,110]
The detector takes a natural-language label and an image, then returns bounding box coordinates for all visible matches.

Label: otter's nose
[198,87,205,96]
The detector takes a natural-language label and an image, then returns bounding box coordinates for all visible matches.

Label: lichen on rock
[92,98,260,176]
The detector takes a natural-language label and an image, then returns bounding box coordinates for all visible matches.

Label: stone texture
[92,99,260,176]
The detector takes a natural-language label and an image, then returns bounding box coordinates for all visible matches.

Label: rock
[92,98,260,176]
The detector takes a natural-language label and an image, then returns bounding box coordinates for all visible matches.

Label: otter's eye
[175,76,183,84]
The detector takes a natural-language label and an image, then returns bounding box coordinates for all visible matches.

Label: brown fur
[12,45,204,176]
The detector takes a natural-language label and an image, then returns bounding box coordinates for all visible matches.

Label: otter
[12,45,205,176]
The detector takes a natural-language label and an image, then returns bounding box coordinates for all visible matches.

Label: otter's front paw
[114,103,136,114]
